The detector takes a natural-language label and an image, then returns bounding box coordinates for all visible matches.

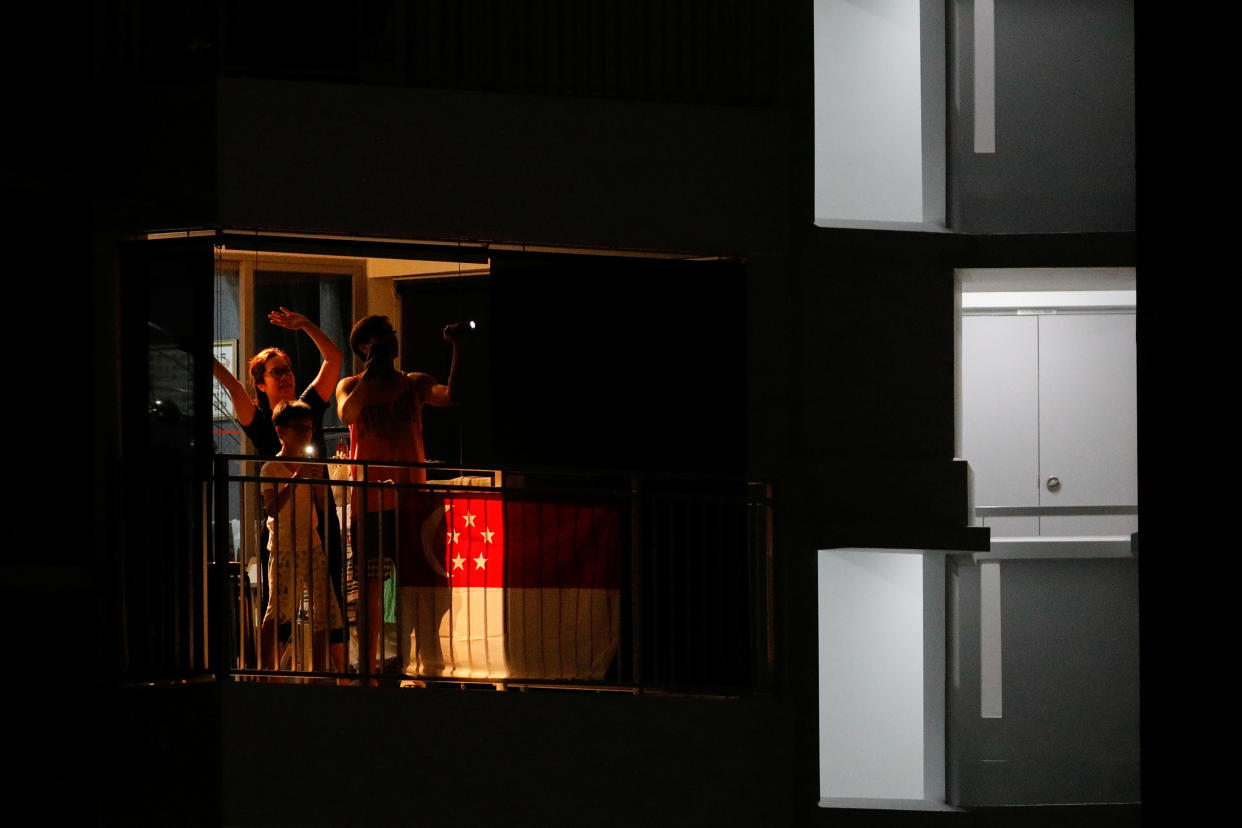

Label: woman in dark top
[214,307,343,457]
[213,307,346,654]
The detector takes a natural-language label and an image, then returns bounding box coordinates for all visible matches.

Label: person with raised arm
[212,306,343,458]
[335,315,461,676]
[212,306,347,643]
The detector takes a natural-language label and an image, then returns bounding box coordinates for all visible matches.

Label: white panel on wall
[1038,314,1138,508]
[979,561,1003,718]
[972,0,996,154]
[818,549,926,801]
[814,0,925,224]
[961,315,1039,507]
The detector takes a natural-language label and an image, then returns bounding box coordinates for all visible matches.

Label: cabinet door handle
[1046,476,1061,492]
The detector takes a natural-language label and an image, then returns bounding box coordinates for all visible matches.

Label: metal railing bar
[629,476,642,685]
[207,455,774,693]
[164,486,176,673]
[700,497,710,685]
[763,487,775,683]
[385,496,395,672]
[223,670,651,693]
[212,456,230,678]
[116,672,218,687]
[220,452,770,487]
[356,492,370,677]
[975,504,1137,516]
[251,480,262,668]
[225,473,772,508]
[649,497,660,684]
[680,496,691,685]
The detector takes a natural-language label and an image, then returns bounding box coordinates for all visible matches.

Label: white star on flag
[473,553,488,570]
[446,530,461,544]
[452,554,466,571]
[480,528,495,543]
[462,512,476,527]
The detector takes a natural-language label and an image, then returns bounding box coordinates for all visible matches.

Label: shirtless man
[335,315,461,675]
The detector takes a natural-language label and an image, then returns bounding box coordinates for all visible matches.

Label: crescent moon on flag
[420,503,450,578]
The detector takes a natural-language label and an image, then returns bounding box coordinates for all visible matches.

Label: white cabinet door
[1037,314,1138,509]
[958,317,1038,508]
[961,315,1040,510]
[963,311,1136,537]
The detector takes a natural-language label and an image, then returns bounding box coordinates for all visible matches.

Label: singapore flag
[396,489,621,681]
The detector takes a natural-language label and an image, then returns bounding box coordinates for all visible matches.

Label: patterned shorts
[348,511,397,580]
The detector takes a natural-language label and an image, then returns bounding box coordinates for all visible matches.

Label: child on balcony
[259,400,345,674]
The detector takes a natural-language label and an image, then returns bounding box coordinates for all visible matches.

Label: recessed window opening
[957,266,1137,541]
[201,239,771,695]
[951,266,1140,807]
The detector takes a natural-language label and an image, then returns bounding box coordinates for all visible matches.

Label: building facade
[5,2,1159,825]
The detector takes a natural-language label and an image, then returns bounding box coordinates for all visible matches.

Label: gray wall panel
[949,0,1135,233]
[949,557,1140,805]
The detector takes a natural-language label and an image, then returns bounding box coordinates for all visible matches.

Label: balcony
[135,455,775,694]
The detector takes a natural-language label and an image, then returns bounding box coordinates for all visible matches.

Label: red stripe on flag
[396,491,621,591]
[443,492,505,589]
[502,494,622,590]
[395,492,505,587]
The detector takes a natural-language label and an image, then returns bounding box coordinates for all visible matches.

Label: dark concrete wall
[215,78,790,257]
[949,0,1135,233]
[219,682,797,828]
[949,558,1141,806]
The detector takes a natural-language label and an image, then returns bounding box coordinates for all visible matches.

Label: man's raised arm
[335,375,364,425]
[417,323,462,407]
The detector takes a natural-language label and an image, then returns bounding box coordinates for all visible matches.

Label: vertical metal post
[340,472,349,676]
[166,484,177,673]
[762,484,774,689]
[629,475,642,687]
[321,472,331,673]
[212,454,233,679]
[251,476,262,670]
[699,495,709,684]
[200,479,210,671]
[235,469,244,672]
[685,489,695,685]
[356,464,369,680]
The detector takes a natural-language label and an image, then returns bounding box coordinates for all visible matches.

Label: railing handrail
[208,452,775,694]
[222,473,770,506]
[216,452,773,489]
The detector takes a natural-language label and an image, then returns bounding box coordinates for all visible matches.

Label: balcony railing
[203,454,772,694]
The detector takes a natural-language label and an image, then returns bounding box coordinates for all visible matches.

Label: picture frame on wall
[213,339,238,420]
